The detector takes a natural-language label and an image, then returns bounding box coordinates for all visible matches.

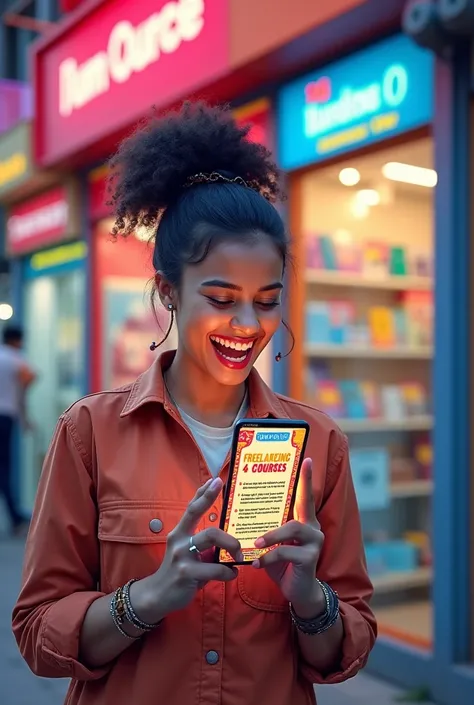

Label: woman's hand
[252,458,327,618]
[134,477,243,623]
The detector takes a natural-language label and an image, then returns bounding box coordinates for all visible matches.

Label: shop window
[294,136,434,650]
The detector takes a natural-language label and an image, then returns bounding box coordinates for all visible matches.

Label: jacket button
[205,650,219,665]
[209,512,218,522]
[149,519,163,533]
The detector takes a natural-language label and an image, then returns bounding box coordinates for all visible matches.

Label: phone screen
[218,421,309,564]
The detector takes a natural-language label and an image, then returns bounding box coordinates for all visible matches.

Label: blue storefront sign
[278,34,434,170]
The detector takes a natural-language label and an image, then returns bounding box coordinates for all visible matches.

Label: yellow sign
[316,111,401,155]
[30,241,88,271]
[0,152,27,188]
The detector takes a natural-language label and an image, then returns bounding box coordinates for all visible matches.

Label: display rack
[290,149,435,648]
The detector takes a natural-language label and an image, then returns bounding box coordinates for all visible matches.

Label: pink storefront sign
[7,186,70,255]
[33,0,229,167]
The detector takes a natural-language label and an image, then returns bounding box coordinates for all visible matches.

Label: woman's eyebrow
[200,279,283,292]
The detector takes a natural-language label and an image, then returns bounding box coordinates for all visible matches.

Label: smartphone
[216,418,310,565]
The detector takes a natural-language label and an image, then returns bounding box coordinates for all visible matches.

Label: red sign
[60,0,84,11]
[7,186,69,255]
[88,165,112,222]
[33,0,229,167]
[233,98,273,151]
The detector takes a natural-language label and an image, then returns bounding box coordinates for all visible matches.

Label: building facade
[0,0,473,701]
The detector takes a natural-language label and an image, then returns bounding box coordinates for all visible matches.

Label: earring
[150,305,175,352]
[274,321,295,363]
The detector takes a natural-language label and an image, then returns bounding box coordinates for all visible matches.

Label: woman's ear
[155,271,175,310]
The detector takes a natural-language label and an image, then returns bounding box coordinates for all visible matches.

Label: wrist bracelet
[122,579,162,632]
[110,588,141,640]
[290,579,339,636]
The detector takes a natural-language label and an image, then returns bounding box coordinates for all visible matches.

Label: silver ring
[189,536,201,557]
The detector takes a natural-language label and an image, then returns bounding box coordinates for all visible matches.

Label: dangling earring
[150,304,175,351]
[274,320,294,362]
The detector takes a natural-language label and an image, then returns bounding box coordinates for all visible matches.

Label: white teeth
[210,336,254,351]
[221,352,246,362]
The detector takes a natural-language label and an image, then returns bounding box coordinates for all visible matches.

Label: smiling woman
[12,101,376,705]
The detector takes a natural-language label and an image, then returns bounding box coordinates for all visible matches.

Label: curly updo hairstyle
[107,101,289,296]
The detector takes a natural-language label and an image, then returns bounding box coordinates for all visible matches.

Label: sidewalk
[0,533,433,705]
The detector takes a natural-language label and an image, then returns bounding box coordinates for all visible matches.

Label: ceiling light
[0,303,13,321]
[339,167,360,186]
[382,162,438,188]
[356,189,380,206]
[350,199,369,219]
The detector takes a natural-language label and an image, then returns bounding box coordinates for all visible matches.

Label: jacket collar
[120,350,289,420]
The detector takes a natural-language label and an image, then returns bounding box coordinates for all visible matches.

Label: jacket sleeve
[300,434,378,685]
[12,412,109,681]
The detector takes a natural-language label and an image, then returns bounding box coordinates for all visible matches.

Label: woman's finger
[294,458,317,524]
[176,477,223,536]
[255,544,317,569]
[255,520,318,549]
[184,560,238,583]
[191,527,243,563]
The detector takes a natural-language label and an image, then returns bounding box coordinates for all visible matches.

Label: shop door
[21,268,85,511]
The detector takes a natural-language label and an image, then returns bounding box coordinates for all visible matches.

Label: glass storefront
[91,217,178,392]
[277,30,436,654]
[294,137,434,650]
[20,250,86,511]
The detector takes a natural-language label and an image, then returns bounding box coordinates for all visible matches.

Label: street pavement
[0,530,433,705]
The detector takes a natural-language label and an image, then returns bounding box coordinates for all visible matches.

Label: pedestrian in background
[0,324,35,536]
[12,103,376,705]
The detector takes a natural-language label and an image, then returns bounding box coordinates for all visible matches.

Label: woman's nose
[230,306,260,335]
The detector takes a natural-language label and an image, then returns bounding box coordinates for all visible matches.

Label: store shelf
[338,416,433,434]
[306,269,432,291]
[372,567,432,594]
[391,480,433,498]
[305,344,432,360]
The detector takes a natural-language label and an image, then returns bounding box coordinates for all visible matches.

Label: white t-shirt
[0,344,27,418]
[175,394,249,478]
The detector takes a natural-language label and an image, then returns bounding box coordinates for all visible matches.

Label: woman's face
[166,236,284,386]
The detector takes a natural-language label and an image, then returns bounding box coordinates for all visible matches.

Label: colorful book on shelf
[380,385,406,421]
[305,302,332,344]
[360,381,381,419]
[318,235,338,270]
[349,448,390,512]
[389,246,408,276]
[401,290,433,347]
[333,235,362,272]
[314,379,345,418]
[412,434,432,479]
[328,300,356,345]
[362,241,390,278]
[392,307,408,346]
[368,306,397,348]
[400,382,427,416]
[339,380,367,419]
[305,234,324,269]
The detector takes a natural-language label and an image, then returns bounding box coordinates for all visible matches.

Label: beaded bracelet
[289,579,340,636]
[110,587,141,640]
[122,579,162,632]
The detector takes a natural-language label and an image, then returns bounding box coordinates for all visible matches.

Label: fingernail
[210,478,221,491]
[252,560,261,569]
[254,537,265,548]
